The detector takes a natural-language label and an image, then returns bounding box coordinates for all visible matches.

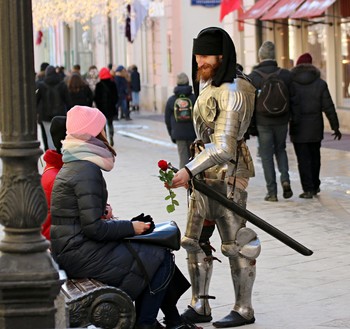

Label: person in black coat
[66,72,93,107]
[94,67,118,146]
[36,65,72,150]
[248,41,293,202]
[165,72,196,169]
[50,106,200,329]
[290,53,342,199]
[130,64,141,111]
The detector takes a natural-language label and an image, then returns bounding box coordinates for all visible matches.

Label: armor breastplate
[187,78,256,178]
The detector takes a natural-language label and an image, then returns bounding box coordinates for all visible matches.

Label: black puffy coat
[130,69,141,92]
[50,160,166,300]
[94,79,118,120]
[289,64,340,143]
[36,66,72,121]
[165,85,196,142]
[248,60,293,126]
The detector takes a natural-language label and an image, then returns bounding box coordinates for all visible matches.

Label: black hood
[44,65,61,85]
[192,27,237,97]
[291,64,320,85]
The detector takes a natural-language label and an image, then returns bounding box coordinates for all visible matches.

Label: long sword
[168,164,313,256]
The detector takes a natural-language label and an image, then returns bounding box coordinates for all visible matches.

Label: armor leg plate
[186,249,213,317]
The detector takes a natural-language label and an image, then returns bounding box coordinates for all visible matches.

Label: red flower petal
[158,160,168,171]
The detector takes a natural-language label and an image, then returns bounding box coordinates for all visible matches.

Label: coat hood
[174,85,193,96]
[291,64,320,85]
[99,67,112,80]
[44,65,61,85]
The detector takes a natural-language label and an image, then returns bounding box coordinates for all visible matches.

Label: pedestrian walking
[94,67,118,146]
[130,64,141,112]
[248,41,294,202]
[84,65,100,96]
[36,65,72,150]
[164,72,196,169]
[171,27,260,328]
[115,65,132,120]
[290,52,342,198]
[66,72,93,107]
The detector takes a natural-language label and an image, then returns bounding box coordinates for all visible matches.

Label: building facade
[33,0,350,133]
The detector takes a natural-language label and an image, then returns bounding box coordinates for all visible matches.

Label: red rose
[158,160,168,171]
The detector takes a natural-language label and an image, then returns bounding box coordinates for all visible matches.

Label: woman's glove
[131,213,155,234]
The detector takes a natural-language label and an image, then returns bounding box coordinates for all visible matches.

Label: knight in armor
[171,27,261,328]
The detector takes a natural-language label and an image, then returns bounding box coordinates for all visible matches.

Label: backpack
[255,69,289,117]
[174,94,193,122]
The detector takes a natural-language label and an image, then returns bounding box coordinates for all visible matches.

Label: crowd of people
[38,26,342,329]
[35,62,141,150]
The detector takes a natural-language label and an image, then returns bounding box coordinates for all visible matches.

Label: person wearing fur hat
[94,67,118,146]
[170,27,259,328]
[164,72,196,169]
[50,106,199,329]
[248,41,294,202]
[290,53,342,199]
[41,116,66,240]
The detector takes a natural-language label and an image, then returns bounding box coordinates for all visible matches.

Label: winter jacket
[165,85,196,142]
[69,85,94,107]
[115,74,129,100]
[36,66,72,122]
[289,63,340,143]
[41,149,63,240]
[50,160,166,300]
[130,69,141,92]
[248,60,293,126]
[94,79,118,120]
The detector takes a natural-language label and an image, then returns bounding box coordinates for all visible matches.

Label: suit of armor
[182,76,261,323]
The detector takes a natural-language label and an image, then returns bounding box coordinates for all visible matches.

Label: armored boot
[212,256,256,328]
[181,249,213,323]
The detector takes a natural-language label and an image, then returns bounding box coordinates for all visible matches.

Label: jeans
[257,124,290,196]
[293,142,321,193]
[131,91,140,106]
[135,250,175,326]
[176,140,192,169]
[117,98,130,119]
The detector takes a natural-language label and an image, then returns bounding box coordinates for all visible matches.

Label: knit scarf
[62,134,115,171]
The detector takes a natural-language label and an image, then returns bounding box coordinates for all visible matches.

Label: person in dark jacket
[41,116,66,240]
[66,72,93,107]
[130,64,141,111]
[165,72,196,169]
[290,53,342,199]
[94,67,118,146]
[115,65,131,120]
[248,41,293,202]
[50,106,199,329]
[36,65,72,150]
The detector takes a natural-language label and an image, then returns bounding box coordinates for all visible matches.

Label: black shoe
[282,181,293,199]
[181,307,212,323]
[313,188,321,196]
[212,311,255,328]
[264,194,278,202]
[299,191,313,199]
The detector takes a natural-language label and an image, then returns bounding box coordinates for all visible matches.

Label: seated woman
[50,105,200,329]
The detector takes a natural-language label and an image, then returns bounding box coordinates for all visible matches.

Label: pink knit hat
[67,106,106,137]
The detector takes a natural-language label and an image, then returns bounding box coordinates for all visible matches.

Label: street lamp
[0,1,62,328]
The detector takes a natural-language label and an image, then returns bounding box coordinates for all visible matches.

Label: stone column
[0,0,62,328]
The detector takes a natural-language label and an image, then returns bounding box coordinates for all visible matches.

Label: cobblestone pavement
[1,111,350,329]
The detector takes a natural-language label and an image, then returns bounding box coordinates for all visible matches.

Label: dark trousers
[135,252,190,326]
[293,142,321,193]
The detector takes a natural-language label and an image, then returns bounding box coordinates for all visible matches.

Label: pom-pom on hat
[67,106,106,137]
[177,72,189,86]
[296,53,312,65]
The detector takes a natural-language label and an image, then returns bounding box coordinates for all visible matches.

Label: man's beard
[196,60,221,82]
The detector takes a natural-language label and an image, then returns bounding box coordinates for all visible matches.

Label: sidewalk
[1,111,350,329]
[111,111,350,329]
